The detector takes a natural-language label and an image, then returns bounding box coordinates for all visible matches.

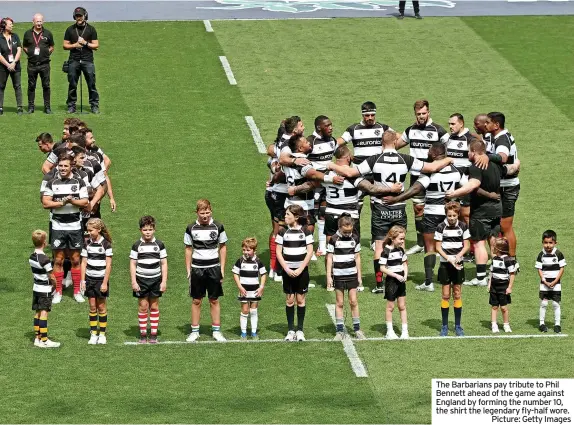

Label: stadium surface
[2,0,574,21]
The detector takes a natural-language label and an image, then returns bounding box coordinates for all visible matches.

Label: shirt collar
[494,129,508,139]
[140,237,156,243]
[383,148,397,153]
[195,218,214,226]
[545,247,557,255]
[91,236,104,244]
[243,254,258,261]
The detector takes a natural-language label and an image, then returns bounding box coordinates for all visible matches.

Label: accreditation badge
[7,54,14,62]
[34,47,40,56]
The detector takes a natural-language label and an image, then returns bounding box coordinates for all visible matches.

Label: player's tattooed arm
[288,181,318,196]
[358,180,403,197]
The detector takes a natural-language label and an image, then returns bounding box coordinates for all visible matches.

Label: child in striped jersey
[30,230,60,348]
[536,230,566,334]
[80,218,113,345]
[130,216,168,344]
[326,215,365,341]
[379,226,409,339]
[232,237,267,340]
[276,205,314,342]
[488,237,516,333]
[434,201,470,337]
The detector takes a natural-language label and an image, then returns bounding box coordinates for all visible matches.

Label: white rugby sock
[318,219,326,251]
[539,299,548,324]
[250,308,258,333]
[240,313,248,333]
[552,301,561,326]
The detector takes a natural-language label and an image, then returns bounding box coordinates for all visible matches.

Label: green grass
[0,16,573,424]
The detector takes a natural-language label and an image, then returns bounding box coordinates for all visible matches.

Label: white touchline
[245,116,267,154]
[123,333,568,345]
[219,56,236,85]
[203,20,214,32]
[326,304,368,378]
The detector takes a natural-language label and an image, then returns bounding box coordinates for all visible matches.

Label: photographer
[63,7,99,114]
[23,14,54,114]
[0,17,23,115]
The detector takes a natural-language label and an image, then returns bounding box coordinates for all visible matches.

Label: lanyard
[4,35,12,55]
[32,31,43,47]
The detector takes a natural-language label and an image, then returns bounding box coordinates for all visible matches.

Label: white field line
[123,333,568,346]
[326,304,368,378]
[245,116,267,154]
[203,20,213,32]
[218,56,236,85]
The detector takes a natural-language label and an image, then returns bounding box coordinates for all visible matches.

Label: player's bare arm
[383,182,423,205]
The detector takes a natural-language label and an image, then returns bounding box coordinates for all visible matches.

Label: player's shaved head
[429,141,446,159]
[383,130,398,148]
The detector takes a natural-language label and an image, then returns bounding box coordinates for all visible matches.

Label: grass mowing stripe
[219,55,237,85]
[245,116,267,153]
[326,303,369,378]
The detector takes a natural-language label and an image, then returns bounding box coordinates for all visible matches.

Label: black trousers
[0,67,23,109]
[27,62,51,107]
[67,60,99,107]
[399,1,420,13]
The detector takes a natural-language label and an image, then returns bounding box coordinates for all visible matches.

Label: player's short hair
[196,199,212,212]
[288,134,305,153]
[383,130,398,145]
[139,215,156,229]
[284,116,301,134]
[63,117,84,127]
[450,113,464,123]
[493,237,510,256]
[58,153,74,163]
[338,215,354,230]
[413,99,429,111]
[542,229,557,242]
[36,132,53,144]
[334,145,352,160]
[469,139,486,154]
[487,112,505,129]
[361,101,376,115]
[71,145,86,156]
[32,230,47,248]
[429,141,446,157]
[242,237,258,251]
[314,115,329,129]
[69,132,86,148]
[445,201,461,213]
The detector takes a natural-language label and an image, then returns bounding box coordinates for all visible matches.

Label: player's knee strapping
[441,298,450,309]
[476,264,487,281]
[424,253,436,283]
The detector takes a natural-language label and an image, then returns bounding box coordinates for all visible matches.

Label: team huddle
[29,101,566,347]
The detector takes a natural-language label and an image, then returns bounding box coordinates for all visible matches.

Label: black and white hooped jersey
[46,142,67,165]
[307,131,337,171]
[417,165,468,216]
[446,128,475,171]
[357,149,424,206]
[492,129,519,188]
[276,225,314,269]
[401,119,449,176]
[327,231,361,281]
[341,122,393,164]
[29,251,53,293]
[184,219,228,268]
[535,248,566,291]
[284,154,315,211]
[81,236,113,280]
[44,175,89,231]
[490,255,517,291]
[130,237,168,281]
[82,156,106,188]
[483,133,494,155]
[88,145,106,171]
[232,255,266,291]
[271,134,291,194]
[322,170,364,218]
[434,219,470,263]
[379,245,407,275]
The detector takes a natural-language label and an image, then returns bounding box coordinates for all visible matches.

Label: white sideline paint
[203,20,213,32]
[326,304,368,378]
[219,56,236,85]
[245,116,267,154]
[123,333,568,346]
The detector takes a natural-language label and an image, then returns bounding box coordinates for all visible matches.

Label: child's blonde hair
[242,237,258,251]
[32,230,47,248]
[383,225,406,247]
[86,218,112,243]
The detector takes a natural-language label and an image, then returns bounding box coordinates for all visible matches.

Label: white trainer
[212,331,226,342]
[476,278,488,287]
[274,274,283,282]
[492,323,500,333]
[186,332,200,342]
[42,339,61,348]
[415,282,435,292]
[385,331,399,340]
[503,324,512,333]
[34,338,42,347]
[97,335,107,345]
[405,244,424,255]
[73,293,85,303]
[400,332,409,340]
[333,331,345,341]
[308,282,316,288]
[355,330,367,340]
[311,253,317,261]
[295,330,306,341]
[462,279,477,286]
[52,293,63,304]
[63,274,73,288]
[88,333,99,345]
[356,286,365,292]
[269,269,275,279]
[284,330,296,341]
[326,286,335,292]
